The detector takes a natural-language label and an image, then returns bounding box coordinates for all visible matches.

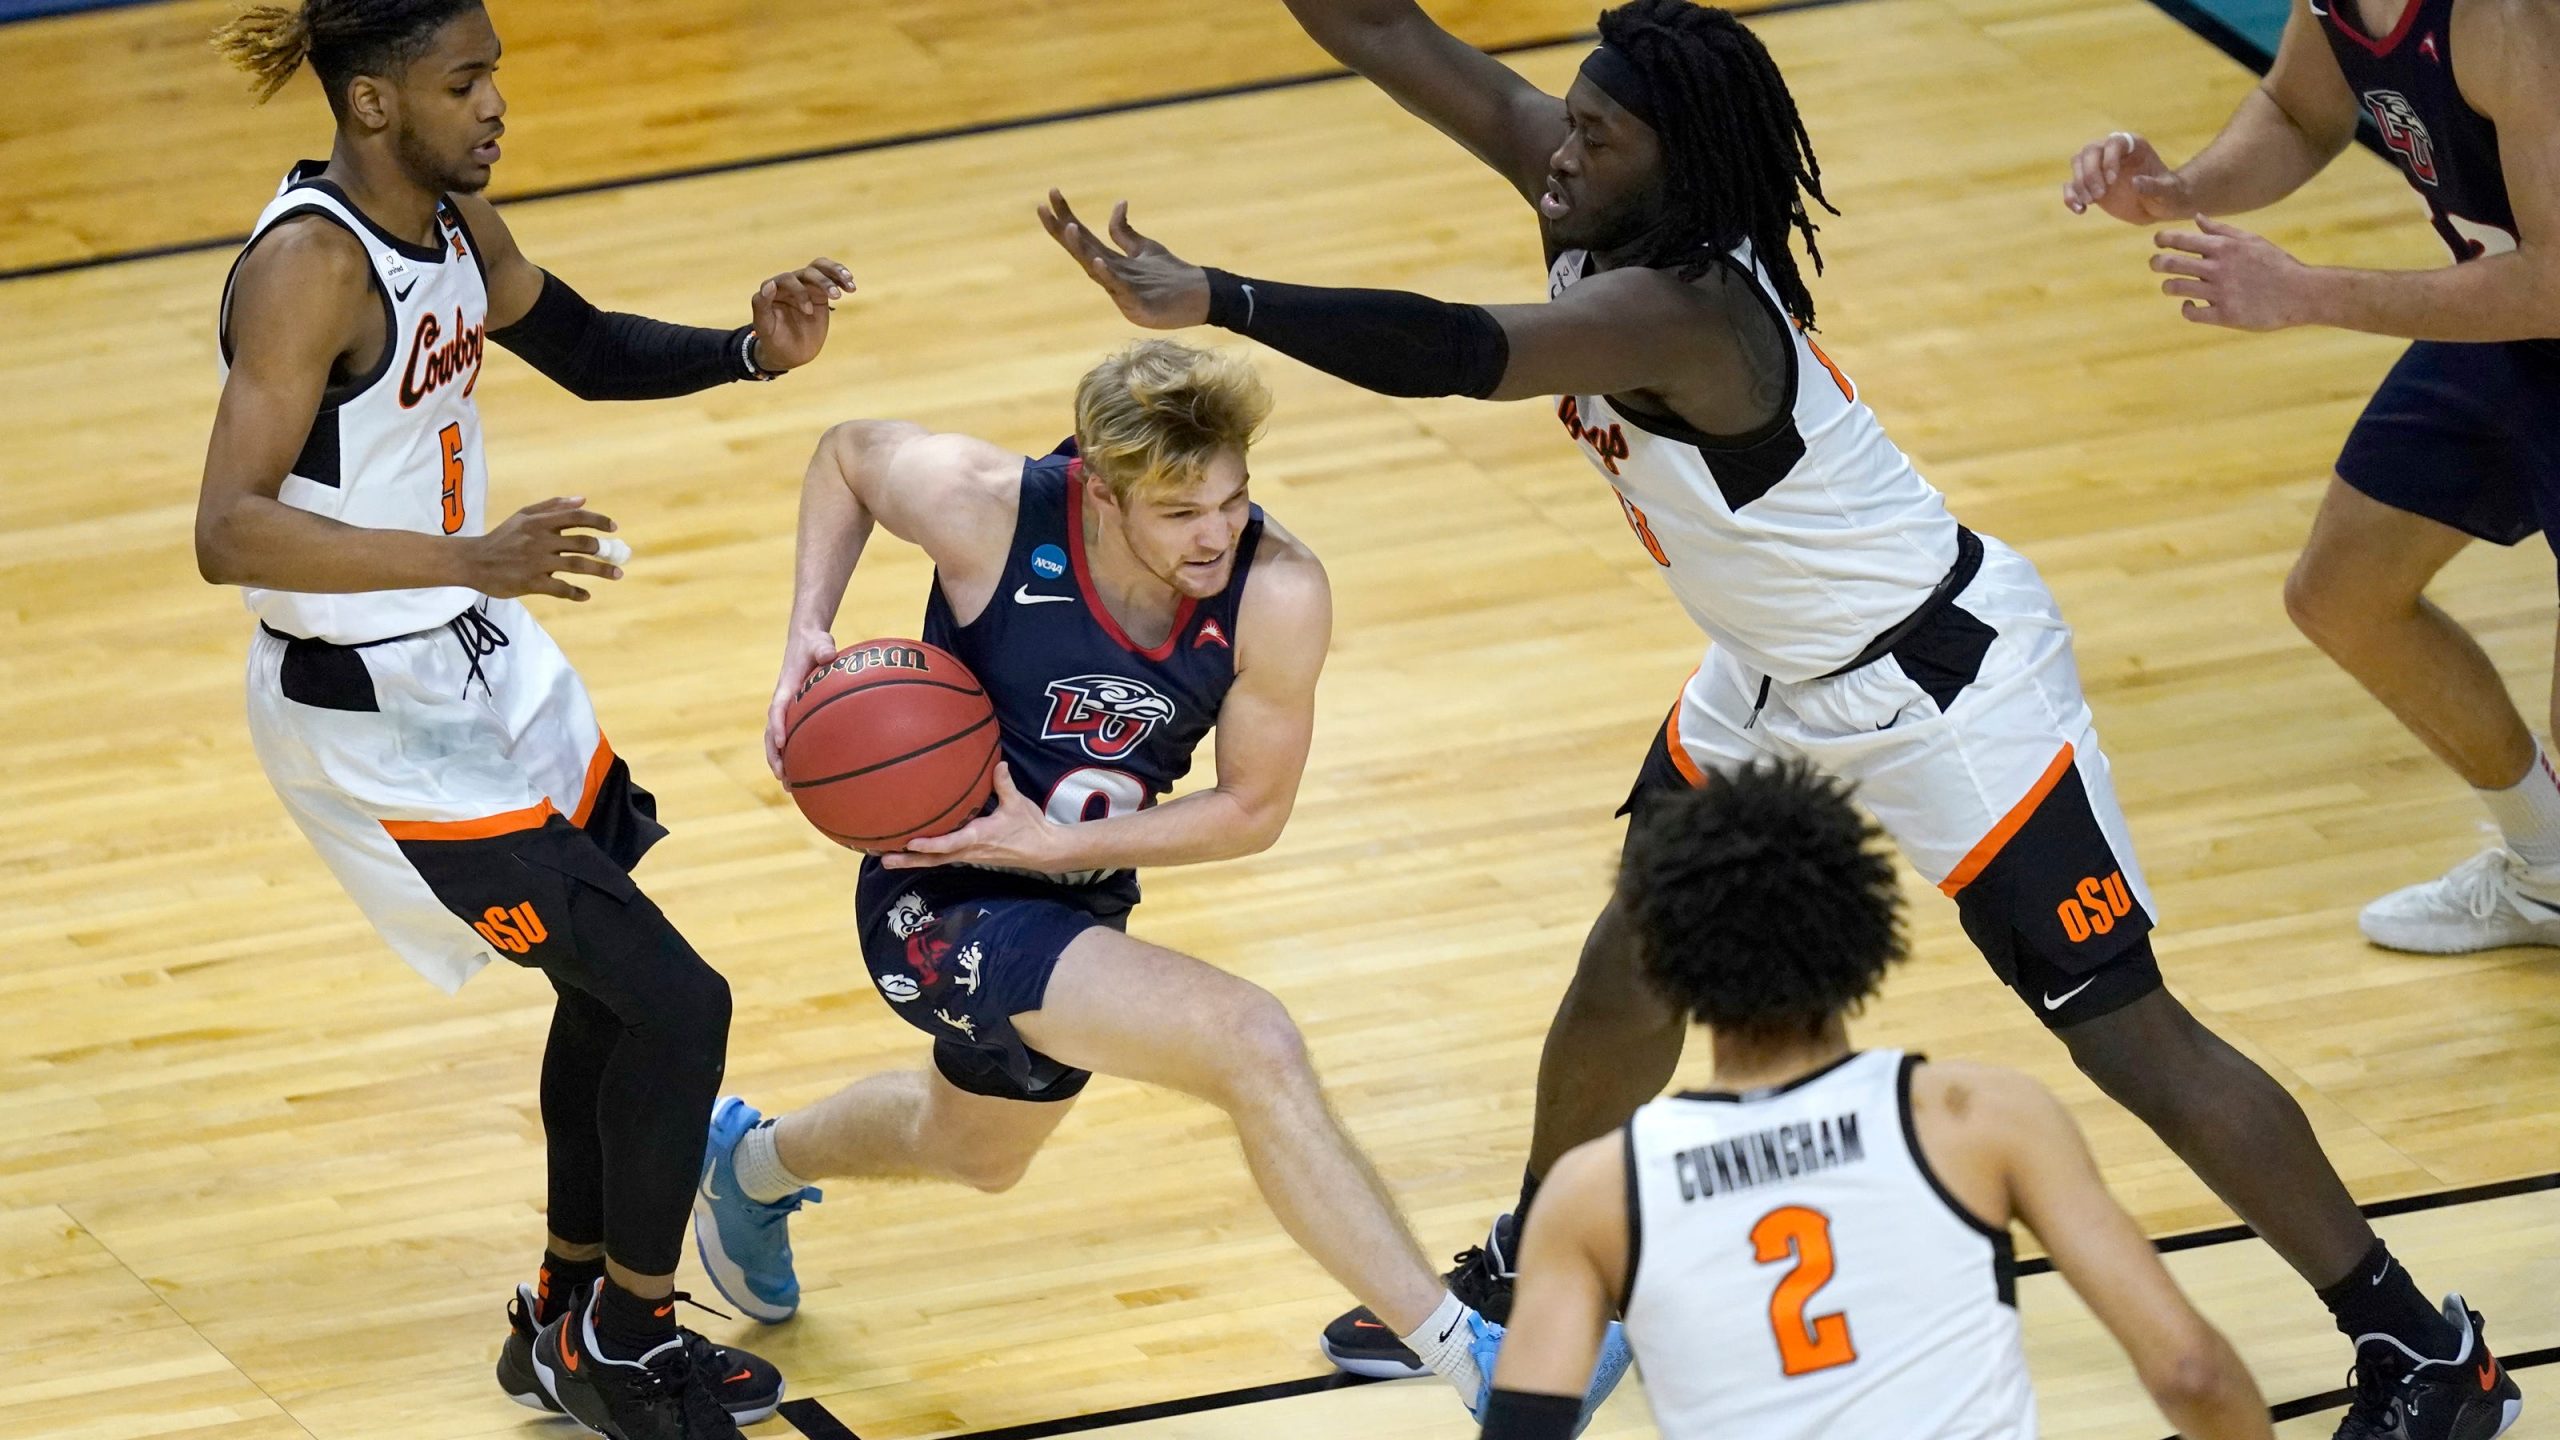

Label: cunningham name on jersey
[218,162,492,645]
[1547,243,1960,681]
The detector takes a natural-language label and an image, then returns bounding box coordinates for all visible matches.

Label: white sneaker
[2359,847,2560,953]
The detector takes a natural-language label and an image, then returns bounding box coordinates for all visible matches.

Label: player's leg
[1846,539,2511,1438]
[2291,342,2560,953]
[1017,927,1631,1411]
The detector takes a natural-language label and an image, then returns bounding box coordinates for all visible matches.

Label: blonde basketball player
[1478,761,2272,1440]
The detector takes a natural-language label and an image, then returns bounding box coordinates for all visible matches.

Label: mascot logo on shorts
[1042,675,1177,760]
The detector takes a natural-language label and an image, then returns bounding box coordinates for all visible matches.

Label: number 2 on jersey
[1751,1204,1857,1377]
[437,422,466,534]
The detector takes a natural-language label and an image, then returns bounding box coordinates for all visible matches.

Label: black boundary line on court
[777,1172,2560,1439]
[0,0,1863,287]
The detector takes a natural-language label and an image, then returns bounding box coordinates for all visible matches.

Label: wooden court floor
[3,0,2557,1437]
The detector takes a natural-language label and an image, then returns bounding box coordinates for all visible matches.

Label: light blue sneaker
[1467,1313,1635,1437]
[693,1096,820,1323]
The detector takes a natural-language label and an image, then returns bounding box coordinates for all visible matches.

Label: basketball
[779,638,999,851]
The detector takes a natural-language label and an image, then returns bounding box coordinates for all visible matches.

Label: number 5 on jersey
[437,422,466,534]
[1753,1204,1857,1377]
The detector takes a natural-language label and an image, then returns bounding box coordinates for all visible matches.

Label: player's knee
[1217,987,1314,1098]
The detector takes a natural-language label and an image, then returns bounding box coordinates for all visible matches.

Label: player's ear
[345,73,393,133]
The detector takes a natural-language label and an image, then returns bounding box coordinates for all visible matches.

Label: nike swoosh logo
[2042,977,2098,1011]
[393,278,418,301]
[1013,585,1073,606]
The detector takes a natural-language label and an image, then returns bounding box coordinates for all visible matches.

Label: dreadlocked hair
[1594,0,1838,329]
[214,0,480,111]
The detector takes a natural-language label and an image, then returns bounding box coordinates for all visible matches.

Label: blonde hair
[1072,339,1271,505]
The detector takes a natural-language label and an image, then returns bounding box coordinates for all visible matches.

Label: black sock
[535,1251,605,1326]
[2317,1240,2457,1355]
[1513,1168,1543,1234]
[593,1278,678,1360]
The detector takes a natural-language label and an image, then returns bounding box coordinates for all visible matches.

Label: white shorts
[1628,533,2161,1025]
[246,597,662,992]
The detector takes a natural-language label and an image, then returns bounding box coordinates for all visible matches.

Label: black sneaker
[502,1282,784,1425]
[529,1282,768,1440]
[2334,1296,2522,1440]
[1318,1213,1517,1378]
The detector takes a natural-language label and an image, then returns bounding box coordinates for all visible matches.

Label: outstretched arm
[1279,0,1566,203]
[2064,0,2360,223]
[1039,192,1708,402]
[451,192,854,396]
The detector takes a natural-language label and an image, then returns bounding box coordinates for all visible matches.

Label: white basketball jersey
[220,162,491,644]
[1623,1050,2035,1440]
[1547,244,1960,681]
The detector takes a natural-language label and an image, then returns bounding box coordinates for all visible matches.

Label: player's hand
[1038,190,1210,329]
[2064,132,2191,223]
[881,765,1066,871]
[749,258,856,372]
[2152,217,2314,331]
[766,626,841,779]
[467,496,620,601]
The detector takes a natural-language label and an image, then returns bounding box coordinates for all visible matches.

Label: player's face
[1542,75,1666,252]
[389,8,508,195]
[1112,449,1254,600]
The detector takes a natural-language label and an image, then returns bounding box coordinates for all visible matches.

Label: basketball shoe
[2333,1296,2521,1440]
[1463,1311,1636,1436]
[2359,848,2560,953]
[696,1096,820,1322]
[525,1281,784,1438]
[1321,1213,1515,1377]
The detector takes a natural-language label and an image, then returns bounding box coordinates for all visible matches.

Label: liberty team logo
[2362,90,2438,185]
[1042,675,1176,760]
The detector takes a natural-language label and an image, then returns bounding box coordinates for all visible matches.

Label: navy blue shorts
[2338,340,2560,549]
[855,861,1126,1103]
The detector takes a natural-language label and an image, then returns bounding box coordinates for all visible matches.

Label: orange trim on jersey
[1662,679,1709,789]
[1938,744,2075,897]
[570,735,616,828]
[382,800,558,843]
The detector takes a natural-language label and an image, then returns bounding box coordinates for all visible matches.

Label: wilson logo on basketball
[474,901,547,955]
[399,306,486,409]
[1042,675,1176,761]
[2056,871,2133,944]
[796,644,930,702]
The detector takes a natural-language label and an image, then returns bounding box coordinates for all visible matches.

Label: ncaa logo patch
[875,971,921,1003]
[1030,544,1069,581]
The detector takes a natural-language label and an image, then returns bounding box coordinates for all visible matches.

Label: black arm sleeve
[488,271,758,400]
[1476,1388,1582,1440]
[1203,268,1509,400]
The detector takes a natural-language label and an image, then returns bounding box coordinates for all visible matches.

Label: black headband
[1577,44,1662,132]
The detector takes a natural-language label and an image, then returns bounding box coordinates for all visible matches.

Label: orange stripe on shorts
[1938,743,2075,897]
[381,800,558,843]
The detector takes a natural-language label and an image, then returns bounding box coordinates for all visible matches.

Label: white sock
[2479,743,2560,872]
[732,1118,815,1204]
[1402,1289,1486,1400]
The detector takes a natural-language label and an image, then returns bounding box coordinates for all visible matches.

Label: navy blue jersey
[2318,0,2522,262]
[917,438,1264,913]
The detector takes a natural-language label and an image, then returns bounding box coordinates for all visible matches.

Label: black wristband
[488,271,758,401]
[1476,1387,1582,1440]
[1198,268,1509,400]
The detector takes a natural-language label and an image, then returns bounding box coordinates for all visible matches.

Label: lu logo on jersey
[1043,675,1176,760]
